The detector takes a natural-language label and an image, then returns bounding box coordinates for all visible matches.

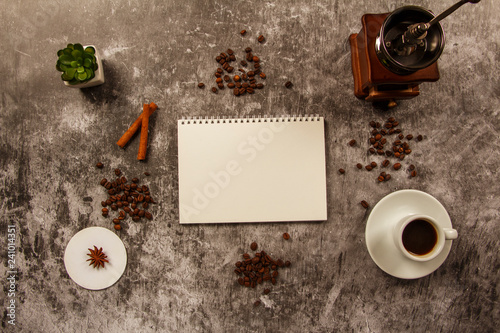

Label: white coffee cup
[393,214,458,262]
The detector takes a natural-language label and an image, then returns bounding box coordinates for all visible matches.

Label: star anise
[86,246,109,269]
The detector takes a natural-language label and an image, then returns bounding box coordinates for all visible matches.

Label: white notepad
[177,115,327,224]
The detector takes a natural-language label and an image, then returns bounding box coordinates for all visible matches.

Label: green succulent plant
[56,43,98,85]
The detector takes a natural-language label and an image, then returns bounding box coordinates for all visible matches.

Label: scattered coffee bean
[365,165,373,171]
[257,35,265,43]
[348,139,357,147]
[254,300,261,307]
[356,163,363,169]
[211,87,217,93]
[393,163,402,170]
[240,29,247,35]
[417,135,423,141]
[283,232,290,240]
[96,162,104,169]
[114,224,122,231]
[198,83,205,88]
[339,168,345,174]
[285,81,293,88]
[360,200,369,209]
[251,242,258,251]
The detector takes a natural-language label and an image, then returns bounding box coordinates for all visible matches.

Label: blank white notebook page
[177,116,327,224]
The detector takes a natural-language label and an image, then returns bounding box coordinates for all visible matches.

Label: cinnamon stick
[137,103,156,160]
[116,103,157,148]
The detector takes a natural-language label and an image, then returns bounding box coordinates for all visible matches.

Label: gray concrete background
[1,0,499,332]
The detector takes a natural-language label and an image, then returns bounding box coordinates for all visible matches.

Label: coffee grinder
[349,0,481,107]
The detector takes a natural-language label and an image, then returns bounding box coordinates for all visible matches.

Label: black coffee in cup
[402,219,438,255]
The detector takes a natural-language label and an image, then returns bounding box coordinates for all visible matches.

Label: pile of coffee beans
[96,164,156,230]
[200,45,266,96]
[343,117,424,183]
[234,241,291,307]
[338,117,424,209]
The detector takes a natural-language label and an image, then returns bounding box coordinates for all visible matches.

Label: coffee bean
[385,174,391,181]
[406,134,414,140]
[393,163,402,170]
[356,163,363,169]
[257,35,265,43]
[114,169,121,176]
[211,87,217,93]
[409,164,415,171]
[417,135,423,141]
[382,160,390,167]
[285,81,293,88]
[349,139,357,146]
[365,165,373,171]
[96,162,104,168]
[378,175,385,182]
[411,170,417,177]
[370,161,377,168]
[283,232,290,240]
[360,200,369,209]
[251,242,258,251]
[339,168,345,174]
[240,29,247,35]
[100,178,107,186]
[114,224,122,231]
[198,83,205,88]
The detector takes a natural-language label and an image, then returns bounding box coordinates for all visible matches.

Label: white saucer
[365,189,454,279]
[64,227,127,290]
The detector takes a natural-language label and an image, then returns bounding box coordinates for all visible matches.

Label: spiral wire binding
[180,114,322,125]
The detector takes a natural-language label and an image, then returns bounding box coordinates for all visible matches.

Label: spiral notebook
[177,115,327,224]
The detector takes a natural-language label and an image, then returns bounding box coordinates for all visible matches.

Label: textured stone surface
[1,0,499,332]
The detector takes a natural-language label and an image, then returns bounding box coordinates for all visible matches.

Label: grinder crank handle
[427,0,481,28]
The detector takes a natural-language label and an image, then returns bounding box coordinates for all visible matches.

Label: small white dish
[365,189,454,279]
[64,227,127,290]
